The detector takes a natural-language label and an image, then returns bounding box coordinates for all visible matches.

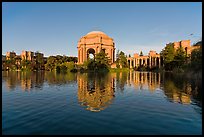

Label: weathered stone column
[111,49,112,63]
[133,58,135,68]
[83,45,86,62]
[150,56,151,68]
[81,48,83,63]
[145,58,147,66]
[78,49,80,64]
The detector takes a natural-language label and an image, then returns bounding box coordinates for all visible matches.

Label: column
[159,58,161,68]
[83,45,86,62]
[145,58,147,66]
[81,48,83,63]
[78,49,80,63]
[111,49,113,63]
[149,57,151,68]
[130,59,132,69]
[133,58,135,68]
[135,59,137,67]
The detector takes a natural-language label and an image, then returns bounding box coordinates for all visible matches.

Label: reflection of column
[130,71,132,82]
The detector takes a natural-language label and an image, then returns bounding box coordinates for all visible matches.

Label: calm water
[2,71,202,135]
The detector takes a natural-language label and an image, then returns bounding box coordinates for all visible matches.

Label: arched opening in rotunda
[87,48,95,60]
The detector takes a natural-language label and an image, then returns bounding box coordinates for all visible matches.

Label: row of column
[129,57,161,68]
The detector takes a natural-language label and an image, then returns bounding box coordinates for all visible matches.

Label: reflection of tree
[2,71,77,91]
[77,73,115,112]
[116,72,128,92]
[44,71,77,85]
[3,71,20,91]
[161,72,201,106]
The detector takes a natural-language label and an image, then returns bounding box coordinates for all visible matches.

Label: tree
[115,50,120,68]
[190,43,202,71]
[174,46,186,67]
[161,43,175,70]
[95,50,110,70]
[140,51,143,56]
[45,56,57,71]
[119,51,128,68]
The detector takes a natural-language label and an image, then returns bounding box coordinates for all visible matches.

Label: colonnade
[127,56,162,69]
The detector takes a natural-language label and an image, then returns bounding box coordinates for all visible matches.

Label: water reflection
[77,73,115,112]
[2,71,202,111]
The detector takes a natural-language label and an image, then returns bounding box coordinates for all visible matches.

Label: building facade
[6,51,16,60]
[77,31,115,64]
[166,40,200,57]
[21,51,34,61]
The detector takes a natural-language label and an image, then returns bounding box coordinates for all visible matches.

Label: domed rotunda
[77,31,115,64]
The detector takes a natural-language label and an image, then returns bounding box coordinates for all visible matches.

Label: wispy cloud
[148,25,170,37]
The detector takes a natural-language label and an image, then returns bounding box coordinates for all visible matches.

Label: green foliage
[45,55,77,72]
[115,50,128,68]
[82,50,110,71]
[95,50,110,70]
[161,40,202,72]
[174,46,186,67]
[139,51,143,56]
[161,43,176,71]
[161,43,175,64]
[190,47,202,71]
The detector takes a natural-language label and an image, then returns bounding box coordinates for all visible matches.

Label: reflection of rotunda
[77,31,115,64]
[77,74,115,112]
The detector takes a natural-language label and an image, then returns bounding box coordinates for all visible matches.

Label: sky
[2,2,202,57]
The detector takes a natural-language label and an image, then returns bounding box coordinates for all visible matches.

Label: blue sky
[2,2,202,57]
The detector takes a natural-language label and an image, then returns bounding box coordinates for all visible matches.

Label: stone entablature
[77,31,115,64]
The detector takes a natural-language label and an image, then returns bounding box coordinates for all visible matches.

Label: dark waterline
[2,71,202,135]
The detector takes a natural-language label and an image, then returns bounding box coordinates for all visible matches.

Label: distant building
[166,40,200,57]
[6,51,16,60]
[21,51,34,61]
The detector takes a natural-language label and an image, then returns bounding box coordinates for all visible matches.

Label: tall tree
[161,43,175,70]
[139,51,143,56]
[95,50,110,70]
[119,51,128,68]
[174,46,186,67]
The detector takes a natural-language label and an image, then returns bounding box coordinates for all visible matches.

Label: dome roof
[86,31,107,36]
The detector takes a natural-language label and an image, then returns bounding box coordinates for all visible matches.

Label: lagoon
[2,71,202,135]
